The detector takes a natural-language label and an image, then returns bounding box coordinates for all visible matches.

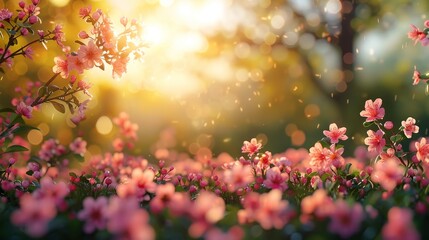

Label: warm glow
[49,0,70,7]
[93,0,238,98]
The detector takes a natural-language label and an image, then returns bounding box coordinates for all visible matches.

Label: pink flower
[78,40,102,69]
[69,137,87,155]
[117,169,156,199]
[255,189,290,230]
[149,183,175,214]
[364,130,386,153]
[70,100,89,125]
[371,160,403,192]
[16,101,33,118]
[0,9,13,21]
[408,24,426,45]
[107,197,155,240]
[323,123,348,144]
[360,98,385,122]
[401,117,419,139]
[38,139,66,161]
[241,138,262,156]
[415,138,429,163]
[67,55,86,74]
[77,197,108,233]
[168,192,192,217]
[413,66,421,85]
[79,6,92,18]
[188,191,225,238]
[53,56,69,78]
[11,194,57,237]
[24,47,34,59]
[380,148,400,163]
[53,25,65,48]
[263,167,289,191]
[34,177,69,205]
[223,163,254,192]
[309,142,332,172]
[328,200,364,238]
[382,207,420,240]
[326,144,345,168]
[112,56,129,78]
[301,189,334,218]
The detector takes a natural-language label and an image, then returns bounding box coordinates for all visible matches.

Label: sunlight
[95,0,234,98]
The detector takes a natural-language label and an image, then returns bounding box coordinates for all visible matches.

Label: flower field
[1,1,429,240]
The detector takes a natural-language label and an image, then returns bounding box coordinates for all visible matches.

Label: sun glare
[92,0,236,98]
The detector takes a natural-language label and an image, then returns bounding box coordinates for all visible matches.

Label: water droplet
[425,85,429,96]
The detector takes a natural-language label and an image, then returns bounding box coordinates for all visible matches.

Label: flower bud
[425,20,429,28]
[21,28,29,36]
[32,0,40,5]
[29,15,38,24]
[384,121,394,130]
[37,30,44,37]
[92,10,101,21]
[19,1,25,8]
[18,11,26,20]
[8,158,16,165]
[78,31,89,39]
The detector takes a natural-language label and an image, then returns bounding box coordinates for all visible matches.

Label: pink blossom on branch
[364,129,386,154]
[323,123,348,144]
[241,138,262,156]
[371,160,403,192]
[401,117,419,139]
[415,138,429,163]
[408,24,426,45]
[77,40,103,69]
[360,98,385,122]
[16,101,33,118]
[263,166,289,191]
[413,66,421,85]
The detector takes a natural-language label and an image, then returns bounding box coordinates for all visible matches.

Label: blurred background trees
[1,0,429,159]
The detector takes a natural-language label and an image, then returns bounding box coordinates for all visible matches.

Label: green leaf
[390,134,403,143]
[69,172,78,178]
[16,22,32,28]
[38,86,47,97]
[363,121,374,127]
[67,102,75,114]
[344,163,352,174]
[50,101,66,113]
[26,170,34,176]
[48,85,60,92]
[4,145,28,153]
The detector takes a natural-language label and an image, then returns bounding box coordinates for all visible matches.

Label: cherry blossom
[401,117,419,139]
[323,123,348,144]
[77,197,109,233]
[364,129,386,154]
[360,98,385,122]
